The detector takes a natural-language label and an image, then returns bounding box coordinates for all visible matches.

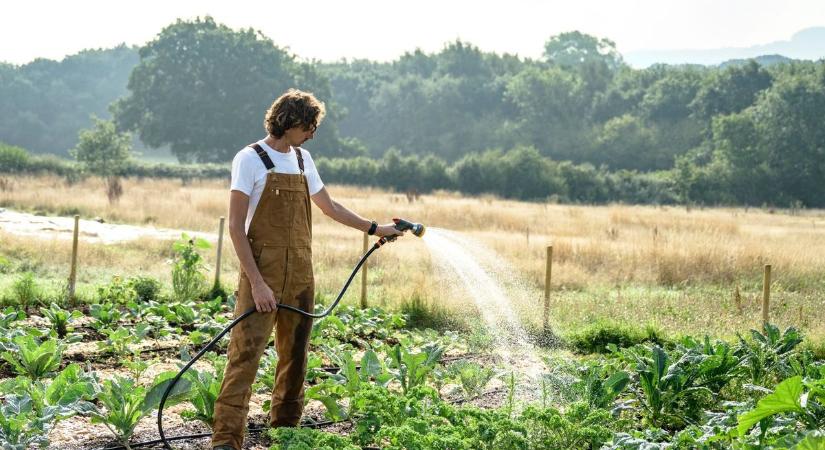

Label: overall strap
[295,147,305,174]
[248,143,275,171]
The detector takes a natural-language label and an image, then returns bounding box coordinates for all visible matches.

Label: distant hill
[626,26,825,67]
[719,54,796,68]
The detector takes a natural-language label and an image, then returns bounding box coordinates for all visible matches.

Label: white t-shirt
[230,139,324,232]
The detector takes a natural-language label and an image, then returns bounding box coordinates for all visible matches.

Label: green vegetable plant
[305,348,392,420]
[632,345,713,429]
[736,323,803,386]
[269,427,360,450]
[388,342,444,395]
[89,302,122,330]
[0,365,97,449]
[448,360,497,400]
[1,363,98,420]
[0,306,25,328]
[148,301,199,328]
[97,327,136,358]
[521,402,614,450]
[573,362,630,409]
[181,357,226,428]
[83,373,192,450]
[0,393,52,449]
[253,347,279,395]
[1,334,64,380]
[737,376,825,441]
[40,303,83,339]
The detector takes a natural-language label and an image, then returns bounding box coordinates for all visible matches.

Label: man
[212,89,402,450]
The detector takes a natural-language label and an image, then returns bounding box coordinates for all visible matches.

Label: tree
[709,112,770,205]
[593,114,660,170]
[543,31,623,71]
[114,17,353,162]
[691,60,773,120]
[640,68,704,122]
[751,70,825,206]
[71,117,132,203]
[0,47,138,156]
[543,31,624,102]
[505,66,589,161]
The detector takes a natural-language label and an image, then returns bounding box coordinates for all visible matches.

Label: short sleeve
[302,150,325,195]
[230,150,255,195]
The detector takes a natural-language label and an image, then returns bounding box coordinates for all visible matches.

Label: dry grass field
[2,174,825,341]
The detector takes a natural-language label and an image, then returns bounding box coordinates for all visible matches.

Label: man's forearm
[323,200,372,232]
[229,225,264,285]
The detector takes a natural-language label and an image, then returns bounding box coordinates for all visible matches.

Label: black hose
[151,239,387,450]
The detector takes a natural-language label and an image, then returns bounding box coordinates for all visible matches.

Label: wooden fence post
[544,245,553,331]
[67,215,80,303]
[361,232,369,309]
[762,264,771,326]
[214,216,225,289]
[215,216,226,288]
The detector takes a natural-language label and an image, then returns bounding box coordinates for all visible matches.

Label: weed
[170,234,209,303]
[567,319,666,354]
[12,272,40,312]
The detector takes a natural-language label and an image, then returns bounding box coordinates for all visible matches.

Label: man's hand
[251,280,279,313]
[375,223,404,238]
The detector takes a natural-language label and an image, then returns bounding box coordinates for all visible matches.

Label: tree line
[1,17,824,206]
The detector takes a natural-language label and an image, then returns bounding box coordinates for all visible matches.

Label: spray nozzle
[392,218,426,237]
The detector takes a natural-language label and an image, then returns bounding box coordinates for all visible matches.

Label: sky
[2,0,825,66]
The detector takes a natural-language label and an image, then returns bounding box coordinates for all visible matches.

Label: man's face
[285,124,316,147]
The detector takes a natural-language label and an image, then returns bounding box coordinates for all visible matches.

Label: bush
[127,276,161,302]
[567,319,666,354]
[0,143,30,172]
[97,276,137,305]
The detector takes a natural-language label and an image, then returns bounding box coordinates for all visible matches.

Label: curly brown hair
[264,89,326,138]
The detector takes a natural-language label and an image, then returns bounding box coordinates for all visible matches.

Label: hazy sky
[3,0,825,65]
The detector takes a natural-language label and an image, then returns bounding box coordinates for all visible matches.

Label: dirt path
[0,208,216,244]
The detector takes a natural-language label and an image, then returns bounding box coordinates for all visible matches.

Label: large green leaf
[652,346,668,380]
[143,372,193,414]
[794,432,825,450]
[360,349,382,379]
[738,376,804,435]
[604,371,630,396]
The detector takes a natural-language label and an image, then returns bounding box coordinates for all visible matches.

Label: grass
[2,174,825,342]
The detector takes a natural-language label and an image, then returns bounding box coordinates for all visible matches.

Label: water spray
[147,218,425,450]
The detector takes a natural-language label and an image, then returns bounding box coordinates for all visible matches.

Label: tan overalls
[212,143,315,450]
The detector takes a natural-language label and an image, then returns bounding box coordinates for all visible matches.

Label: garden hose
[152,233,402,450]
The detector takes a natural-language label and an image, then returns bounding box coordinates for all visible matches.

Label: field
[2,174,825,340]
[1,174,824,449]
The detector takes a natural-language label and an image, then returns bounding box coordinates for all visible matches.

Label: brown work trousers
[212,170,314,450]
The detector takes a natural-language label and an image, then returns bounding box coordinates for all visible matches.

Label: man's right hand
[251,280,279,313]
